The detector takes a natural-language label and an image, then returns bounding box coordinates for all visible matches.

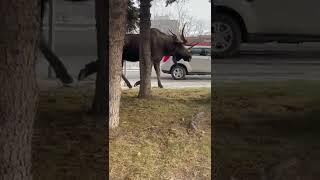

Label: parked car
[161,46,211,80]
[213,0,320,58]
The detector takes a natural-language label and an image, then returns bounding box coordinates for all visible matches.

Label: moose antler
[180,23,188,44]
[168,29,178,39]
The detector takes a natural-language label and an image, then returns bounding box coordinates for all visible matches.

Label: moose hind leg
[154,62,163,88]
[122,74,132,88]
[133,80,140,87]
[39,38,73,84]
[78,60,99,81]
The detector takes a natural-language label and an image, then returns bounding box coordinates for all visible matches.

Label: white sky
[134,0,211,33]
[150,0,211,33]
[151,0,211,20]
[180,0,211,22]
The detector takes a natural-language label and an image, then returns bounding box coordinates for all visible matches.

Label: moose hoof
[63,78,74,84]
[58,74,73,84]
[159,85,163,88]
[78,69,87,81]
[128,84,133,89]
[134,81,140,87]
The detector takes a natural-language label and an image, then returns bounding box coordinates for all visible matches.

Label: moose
[78,25,197,88]
[40,0,196,87]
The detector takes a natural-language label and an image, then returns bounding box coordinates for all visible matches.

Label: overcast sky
[183,0,211,22]
[134,0,211,22]
[150,0,211,33]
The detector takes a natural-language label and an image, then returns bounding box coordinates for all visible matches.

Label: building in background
[42,0,95,27]
[151,16,179,35]
[187,35,211,46]
[41,0,97,57]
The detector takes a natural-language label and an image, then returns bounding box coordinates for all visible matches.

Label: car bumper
[162,70,170,74]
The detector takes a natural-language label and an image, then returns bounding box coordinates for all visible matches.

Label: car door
[251,0,320,35]
[204,48,211,73]
[189,47,211,73]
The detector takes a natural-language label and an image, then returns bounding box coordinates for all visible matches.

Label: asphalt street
[213,43,320,83]
[36,57,211,89]
[122,69,211,89]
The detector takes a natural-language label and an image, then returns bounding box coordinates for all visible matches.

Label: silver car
[161,46,211,80]
[213,0,320,58]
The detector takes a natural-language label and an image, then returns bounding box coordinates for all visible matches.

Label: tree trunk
[109,0,128,128]
[0,0,40,179]
[138,0,153,98]
[91,0,109,115]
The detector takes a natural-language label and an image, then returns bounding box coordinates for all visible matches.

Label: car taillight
[162,56,170,63]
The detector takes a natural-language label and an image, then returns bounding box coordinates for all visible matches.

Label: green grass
[213,80,320,179]
[110,88,211,179]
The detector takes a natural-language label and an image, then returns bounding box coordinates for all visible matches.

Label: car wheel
[213,13,242,58]
[171,65,186,80]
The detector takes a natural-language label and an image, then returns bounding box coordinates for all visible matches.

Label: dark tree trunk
[0,0,40,179]
[138,0,153,98]
[91,0,109,115]
[109,0,128,128]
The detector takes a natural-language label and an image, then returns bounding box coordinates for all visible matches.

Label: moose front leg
[134,62,163,88]
[153,62,163,88]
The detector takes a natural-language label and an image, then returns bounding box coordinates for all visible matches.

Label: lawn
[32,87,106,180]
[32,80,320,179]
[109,88,211,179]
[213,80,320,179]
[32,86,211,179]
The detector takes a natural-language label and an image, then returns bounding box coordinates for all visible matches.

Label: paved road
[213,43,320,83]
[36,57,211,89]
[123,69,211,89]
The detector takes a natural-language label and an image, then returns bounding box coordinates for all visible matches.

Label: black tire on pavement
[171,65,186,80]
[213,13,242,58]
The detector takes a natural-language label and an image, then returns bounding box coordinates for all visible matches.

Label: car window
[191,48,202,55]
[205,48,211,56]
[191,48,209,56]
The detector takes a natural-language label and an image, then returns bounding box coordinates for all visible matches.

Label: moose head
[169,24,199,63]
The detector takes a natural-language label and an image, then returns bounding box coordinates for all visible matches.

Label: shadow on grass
[32,88,105,180]
[213,80,320,180]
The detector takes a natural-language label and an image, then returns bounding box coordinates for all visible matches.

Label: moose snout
[185,55,192,62]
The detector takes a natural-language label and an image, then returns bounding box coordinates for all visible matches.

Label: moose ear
[171,35,179,42]
[173,41,182,45]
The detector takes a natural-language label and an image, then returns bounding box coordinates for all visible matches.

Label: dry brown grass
[32,86,211,180]
[32,87,105,180]
[110,88,211,179]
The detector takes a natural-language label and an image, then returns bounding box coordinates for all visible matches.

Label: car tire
[171,65,186,80]
[213,13,242,58]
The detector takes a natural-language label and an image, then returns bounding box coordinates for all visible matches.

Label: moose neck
[162,37,177,56]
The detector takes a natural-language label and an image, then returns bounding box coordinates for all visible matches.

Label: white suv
[213,0,320,58]
[161,46,211,80]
